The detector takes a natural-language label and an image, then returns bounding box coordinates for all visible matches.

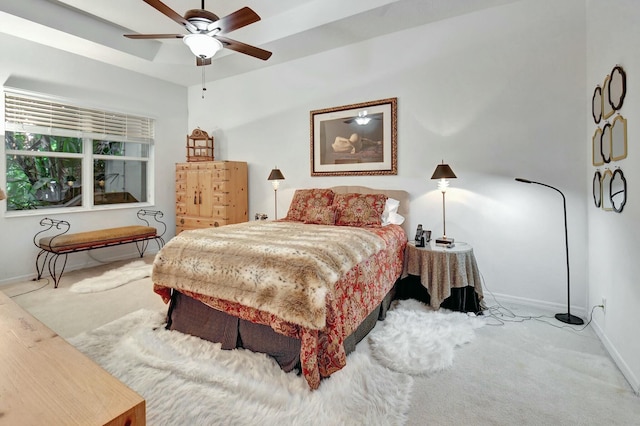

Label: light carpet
[69,308,415,425]
[369,299,485,375]
[69,260,151,293]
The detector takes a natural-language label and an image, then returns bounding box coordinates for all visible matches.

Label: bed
[152,186,410,389]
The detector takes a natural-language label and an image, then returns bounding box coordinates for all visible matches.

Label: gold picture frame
[310,97,397,176]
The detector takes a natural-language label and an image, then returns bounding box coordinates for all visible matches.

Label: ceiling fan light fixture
[183,34,223,59]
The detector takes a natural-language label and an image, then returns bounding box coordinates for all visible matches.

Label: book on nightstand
[435,237,455,248]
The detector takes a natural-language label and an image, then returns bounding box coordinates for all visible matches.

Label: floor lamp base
[555,313,584,325]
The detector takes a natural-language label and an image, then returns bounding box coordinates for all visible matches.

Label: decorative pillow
[334,193,388,227]
[303,205,337,225]
[381,198,400,225]
[285,189,335,222]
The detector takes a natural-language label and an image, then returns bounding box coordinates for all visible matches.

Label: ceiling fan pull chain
[202,66,207,98]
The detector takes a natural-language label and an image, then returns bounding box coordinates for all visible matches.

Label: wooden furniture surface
[402,241,483,309]
[0,291,145,425]
[176,161,248,234]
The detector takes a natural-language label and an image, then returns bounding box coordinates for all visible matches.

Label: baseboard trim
[591,319,640,396]
[488,292,639,396]
[483,291,588,318]
[0,250,158,288]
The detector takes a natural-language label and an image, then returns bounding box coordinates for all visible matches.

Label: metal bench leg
[47,253,68,289]
[35,250,50,280]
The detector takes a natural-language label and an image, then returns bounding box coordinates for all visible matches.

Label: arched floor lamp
[515,178,584,325]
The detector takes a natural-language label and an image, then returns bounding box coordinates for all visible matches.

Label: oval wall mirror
[591,86,602,124]
[610,168,627,213]
[592,85,602,124]
[602,75,614,120]
[592,127,604,166]
[601,169,613,211]
[600,122,612,164]
[593,170,602,208]
[608,65,627,111]
[611,115,627,161]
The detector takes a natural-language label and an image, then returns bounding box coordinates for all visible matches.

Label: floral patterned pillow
[303,205,337,225]
[285,189,335,222]
[334,193,388,227]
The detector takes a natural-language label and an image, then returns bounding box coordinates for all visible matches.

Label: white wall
[587,0,640,393]
[188,0,588,311]
[0,32,187,283]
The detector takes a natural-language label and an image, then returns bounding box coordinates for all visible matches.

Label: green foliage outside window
[5,132,83,210]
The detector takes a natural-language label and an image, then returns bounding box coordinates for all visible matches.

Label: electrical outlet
[601,297,606,314]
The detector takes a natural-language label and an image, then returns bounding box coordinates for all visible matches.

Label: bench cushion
[39,226,157,253]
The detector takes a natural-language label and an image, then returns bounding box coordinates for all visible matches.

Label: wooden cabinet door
[186,168,215,218]
[185,169,200,217]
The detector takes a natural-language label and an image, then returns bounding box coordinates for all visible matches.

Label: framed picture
[310,97,397,176]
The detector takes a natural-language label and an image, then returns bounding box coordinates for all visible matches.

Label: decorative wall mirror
[600,122,612,164]
[593,170,602,208]
[608,65,627,111]
[592,85,602,124]
[601,169,613,211]
[611,115,627,161]
[610,168,627,213]
[592,127,604,166]
[602,75,614,120]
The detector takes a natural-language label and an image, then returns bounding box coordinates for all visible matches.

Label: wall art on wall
[592,127,604,166]
[601,169,613,211]
[600,121,612,164]
[610,168,627,213]
[310,97,397,176]
[611,114,627,161]
[608,65,627,111]
[593,170,602,208]
[590,64,628,212]
[602,74,615,120]
[592,85,602,124]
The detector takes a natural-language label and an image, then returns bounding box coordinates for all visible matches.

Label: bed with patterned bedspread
[151,187,408,389]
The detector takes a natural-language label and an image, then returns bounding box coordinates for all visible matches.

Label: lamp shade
[430,163,457,180]
[183,34,223,59]
[268,168,285,181]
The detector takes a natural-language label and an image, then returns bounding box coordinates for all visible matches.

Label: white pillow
[381,198,401,226]
[388,211,405,225]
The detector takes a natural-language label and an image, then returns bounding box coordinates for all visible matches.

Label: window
[4,90,154,212]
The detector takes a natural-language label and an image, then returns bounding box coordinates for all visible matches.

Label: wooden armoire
[175,161,248,234]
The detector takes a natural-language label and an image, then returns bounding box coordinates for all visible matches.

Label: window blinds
[4,91,154,140]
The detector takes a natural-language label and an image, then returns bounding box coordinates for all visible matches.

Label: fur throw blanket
[152,221,385,330]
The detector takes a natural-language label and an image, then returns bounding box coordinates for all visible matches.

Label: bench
[34,209,166,288]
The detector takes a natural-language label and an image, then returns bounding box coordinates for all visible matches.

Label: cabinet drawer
[176,169,230,182]
[177,193,228,206]
[177,216,230,229]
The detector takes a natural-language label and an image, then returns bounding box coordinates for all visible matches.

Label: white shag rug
[69,309,414,426]
[69,260,151,293]
[369,299,485,375]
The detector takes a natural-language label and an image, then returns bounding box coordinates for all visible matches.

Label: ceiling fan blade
[143,0,197,33]
[124,34,184,39]
[215,36,272,61]
[208,7,260,34]
[197,57,212,66]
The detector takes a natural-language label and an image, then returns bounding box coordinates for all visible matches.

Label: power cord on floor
[480,272,604,332]
[9,277,51,298]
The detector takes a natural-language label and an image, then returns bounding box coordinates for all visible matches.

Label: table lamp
[431,161,456,247]
[267,167,285,219]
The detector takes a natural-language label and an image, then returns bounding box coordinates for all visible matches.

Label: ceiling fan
[124,0,272,66]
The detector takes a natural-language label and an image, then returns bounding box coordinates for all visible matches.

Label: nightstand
[401,240,484,312]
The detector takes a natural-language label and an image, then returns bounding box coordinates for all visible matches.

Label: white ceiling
[0,0,521,87]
